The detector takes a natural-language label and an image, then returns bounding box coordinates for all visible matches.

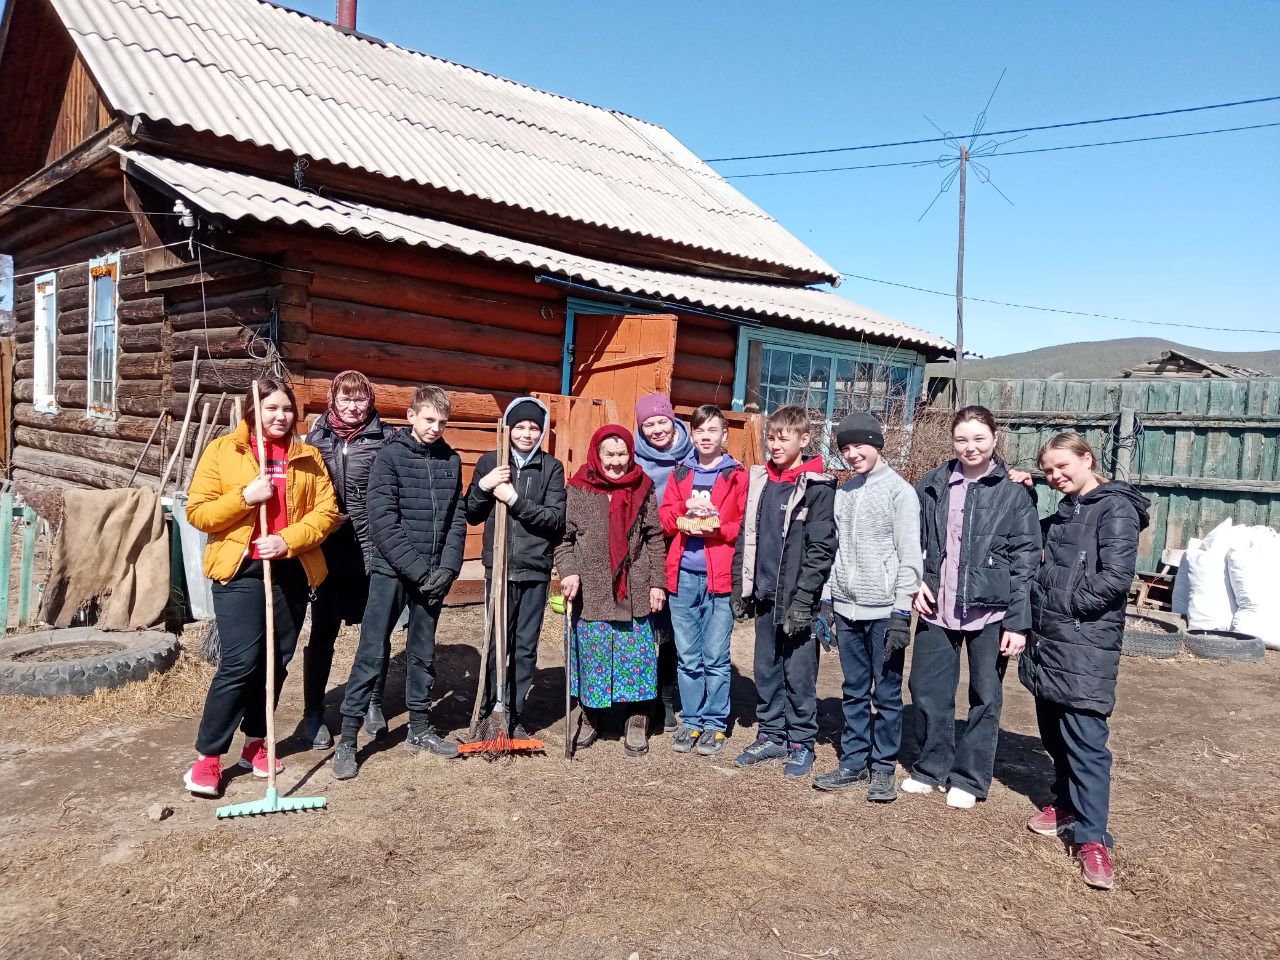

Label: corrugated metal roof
[50,0,839,281]
[119,150,952,353]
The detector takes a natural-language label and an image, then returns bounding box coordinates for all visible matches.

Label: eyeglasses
[333,396,371,407]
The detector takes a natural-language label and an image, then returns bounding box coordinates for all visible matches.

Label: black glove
[813,601,835,651]
[884,610,912,660]
[731,595,754,623]
[418,567,455,602]
[782,591,817,637]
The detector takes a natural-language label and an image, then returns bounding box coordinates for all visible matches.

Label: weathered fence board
[962,378,1280,572]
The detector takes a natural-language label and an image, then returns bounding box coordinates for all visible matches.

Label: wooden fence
[962,377,1280,572]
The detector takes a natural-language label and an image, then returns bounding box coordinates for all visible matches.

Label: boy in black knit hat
[465,397,566,738]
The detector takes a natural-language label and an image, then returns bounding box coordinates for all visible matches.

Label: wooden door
[571,313,677,430]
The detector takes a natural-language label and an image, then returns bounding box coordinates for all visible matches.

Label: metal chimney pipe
[336,0,357,29]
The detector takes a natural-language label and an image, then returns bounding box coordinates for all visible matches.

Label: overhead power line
[840,271,1279,335]
[707,93,1280,162]
[727,120,1280,178]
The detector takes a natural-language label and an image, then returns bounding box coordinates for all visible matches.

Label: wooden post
[0,492,12,630]
[17,506,36,626]
[954,144,968,409]
[1116,406,1136,480]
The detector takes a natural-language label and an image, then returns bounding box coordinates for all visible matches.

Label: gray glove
[782,591,817,637]
[884,611,912,660]
[418,567,455,602]
[731,595,754,623]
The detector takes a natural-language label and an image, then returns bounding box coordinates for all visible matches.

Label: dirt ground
[1,606,1277,960]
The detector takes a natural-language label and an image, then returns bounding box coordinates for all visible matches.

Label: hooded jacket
[634,419,694,503]
[186,421,339,588]
[465,397,566,581]
[1020,481,1150,716]
[365,429,468,584]
[306,410,398,572]
[917,459,1042,633]
[659,453,747,595]
[732,458,837,625]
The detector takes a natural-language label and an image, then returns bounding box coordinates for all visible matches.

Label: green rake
[217,381,327,819]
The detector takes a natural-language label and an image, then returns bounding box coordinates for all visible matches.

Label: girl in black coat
[1020,432,1149,892]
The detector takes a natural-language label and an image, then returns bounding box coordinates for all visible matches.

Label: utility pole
[954,144,968,408]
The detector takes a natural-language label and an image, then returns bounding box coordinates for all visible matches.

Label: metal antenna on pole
[915,70,1018,407]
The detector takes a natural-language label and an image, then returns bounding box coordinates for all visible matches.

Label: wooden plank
[0,493,11,629]
[11,445,157,489]
[18,506,37,626]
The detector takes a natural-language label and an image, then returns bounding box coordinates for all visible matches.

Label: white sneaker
[901,777,940,795]
[946,786,977,809]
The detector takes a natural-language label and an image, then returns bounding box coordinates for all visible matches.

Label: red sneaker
[184,755,222,796]
[1027,803,1077,837]
[1077,841,1115,890]
[237,738,284,778]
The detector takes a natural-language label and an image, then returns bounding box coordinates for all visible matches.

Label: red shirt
[249,437,290,559]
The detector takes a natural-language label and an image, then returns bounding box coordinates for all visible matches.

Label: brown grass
[0,638,214,744]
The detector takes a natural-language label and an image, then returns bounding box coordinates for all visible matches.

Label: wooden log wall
[671,313,738,410]
[10,237,281,493]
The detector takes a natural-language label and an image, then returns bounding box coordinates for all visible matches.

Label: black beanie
[505,398,546,431]
[835,410,884,450]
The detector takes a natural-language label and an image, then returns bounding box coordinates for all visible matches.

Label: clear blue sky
[284,0,1279,358]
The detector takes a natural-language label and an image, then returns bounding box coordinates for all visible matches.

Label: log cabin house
[0,0,952,576]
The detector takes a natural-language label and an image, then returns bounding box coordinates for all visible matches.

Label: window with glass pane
[33,273,57,413]
[87,255,119,418]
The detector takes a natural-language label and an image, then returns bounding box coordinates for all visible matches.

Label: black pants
[339,572,441,738]
[482,578,549,724]
[752,600,820,749]
[651,604,679,722]
[196,559,309,756]
[907,618,1007,798]
[303,534,380,716]
[1036,697,1114,846]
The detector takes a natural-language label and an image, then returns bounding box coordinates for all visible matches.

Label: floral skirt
[570,616,657,709]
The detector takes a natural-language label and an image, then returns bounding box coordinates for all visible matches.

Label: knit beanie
[835,410,885,450]
[635,392,676,424]
[505,398,546,431]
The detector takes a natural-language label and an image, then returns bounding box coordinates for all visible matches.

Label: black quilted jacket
[1020,481,1149,716]
[366,431,468,584]
[917,459,1042,633]
[465,448,566,581]
[306,411,398,571]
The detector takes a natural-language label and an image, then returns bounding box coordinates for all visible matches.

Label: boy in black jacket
[731,405,837,779]
[332,385,468,780]
[465,397,566,738]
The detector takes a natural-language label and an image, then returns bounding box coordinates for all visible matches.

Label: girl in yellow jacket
[183,380,339,797]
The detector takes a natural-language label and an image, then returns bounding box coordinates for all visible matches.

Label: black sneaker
[405,726,460,759]
[813,765,871,792]
[332,740,358,780]
[663,700,679,733]
[734,734,788,766]
[694,729,727,757]
[511,722,531,741]
[364,703,388,738]
[672,725,700,753]
[868,769,898,803]
[304,711,333,751]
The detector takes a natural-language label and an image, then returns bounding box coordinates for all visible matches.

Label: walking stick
[217,381,326,818]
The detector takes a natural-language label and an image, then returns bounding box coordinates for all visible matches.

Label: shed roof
[47,0,838,281]
[120,149,952,353]
[1121,349,1268,379]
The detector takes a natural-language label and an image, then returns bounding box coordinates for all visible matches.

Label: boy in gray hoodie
[814,411,922,802]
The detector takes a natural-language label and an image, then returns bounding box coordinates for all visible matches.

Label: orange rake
[458,738,546,755]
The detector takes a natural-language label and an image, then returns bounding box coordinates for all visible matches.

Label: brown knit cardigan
[554,484,666,623]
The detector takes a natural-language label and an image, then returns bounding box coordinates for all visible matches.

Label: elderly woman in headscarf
[555,424,667,757]
[301,370,397,748]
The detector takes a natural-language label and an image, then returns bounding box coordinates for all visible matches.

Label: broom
[217,381,327,819]
[461,423,544,758]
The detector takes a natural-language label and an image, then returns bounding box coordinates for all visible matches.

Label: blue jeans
[835,615,905,773]
[668,569,734,733]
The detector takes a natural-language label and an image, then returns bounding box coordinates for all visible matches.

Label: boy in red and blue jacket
[659,405,748,757]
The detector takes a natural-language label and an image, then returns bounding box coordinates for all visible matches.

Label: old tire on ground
[1122,614,1184,659]
[0,628,179,698]
[1186,630,1265,663]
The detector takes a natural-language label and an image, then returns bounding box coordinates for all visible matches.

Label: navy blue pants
[907,618,1007,798]
[1036,697,1114,846]
[753,600,819,749]
[835,615,905,773]
[340,572,441,738]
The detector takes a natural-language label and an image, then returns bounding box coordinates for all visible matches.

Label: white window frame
[86,253,120,420]
[33,271,58,413]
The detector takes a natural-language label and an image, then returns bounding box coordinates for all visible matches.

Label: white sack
[1170,538,1200,616]
[1185,538,1234,632]
[1228,528,1280,650]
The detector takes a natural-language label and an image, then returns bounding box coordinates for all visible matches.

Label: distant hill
[927,338,1280,381]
